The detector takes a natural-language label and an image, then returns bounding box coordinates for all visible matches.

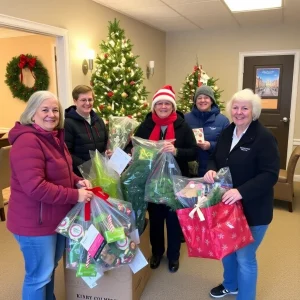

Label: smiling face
[74,91,94,117]
[33,98,60,131]
[231,100,253,129]
[154,100,173,119]
[195,94,213,112]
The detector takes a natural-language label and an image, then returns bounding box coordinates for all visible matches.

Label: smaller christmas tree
[91,19,150,122]
[177,63,224,114]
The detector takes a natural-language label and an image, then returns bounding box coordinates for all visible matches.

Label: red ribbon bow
[84,187,111,221]
[18,54,37,82]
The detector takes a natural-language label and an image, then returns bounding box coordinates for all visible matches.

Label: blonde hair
[20,91,64,129]
[226,88,262,121]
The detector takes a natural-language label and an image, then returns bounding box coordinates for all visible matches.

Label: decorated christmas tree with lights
[91,19,149,122]
[177,63,224,114]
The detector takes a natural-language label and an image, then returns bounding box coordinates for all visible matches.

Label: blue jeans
[222,225,268,300]
[14,233,66,300]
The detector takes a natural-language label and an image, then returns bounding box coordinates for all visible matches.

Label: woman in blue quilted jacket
[185,85,229,177]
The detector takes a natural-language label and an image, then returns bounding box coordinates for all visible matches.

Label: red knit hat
[151,85,176,111]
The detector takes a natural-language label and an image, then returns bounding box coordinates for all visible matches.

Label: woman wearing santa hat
[133,85,197,273]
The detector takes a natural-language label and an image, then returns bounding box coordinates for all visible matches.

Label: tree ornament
[104,53,109,58]
[121,57,126,64]
[5,53,49,102]
[107,105,112,110]
[107,91,114,98]
[99,104,105,110]
[121,92,128,98]
[130,81,135,85]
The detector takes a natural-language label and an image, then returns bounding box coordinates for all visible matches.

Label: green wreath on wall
[5,54,50,102]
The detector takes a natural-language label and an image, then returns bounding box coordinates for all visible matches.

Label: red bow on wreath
[18,54,37,82]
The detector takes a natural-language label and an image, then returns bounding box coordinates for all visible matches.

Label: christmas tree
[177,64,224,114]
[91,19,150,122]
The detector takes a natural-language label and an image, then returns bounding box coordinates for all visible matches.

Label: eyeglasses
[78,98,94,103]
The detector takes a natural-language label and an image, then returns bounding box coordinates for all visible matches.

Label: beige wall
[166,24,300,175]
[166,24,300,138]
[0,0,166,106]
[0,35,56,128]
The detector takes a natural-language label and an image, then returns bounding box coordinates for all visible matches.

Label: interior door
[243,55,294,168]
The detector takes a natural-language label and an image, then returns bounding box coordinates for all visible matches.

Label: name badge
[240,147,250,152]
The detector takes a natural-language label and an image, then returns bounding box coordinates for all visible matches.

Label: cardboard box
[65,220,151,300]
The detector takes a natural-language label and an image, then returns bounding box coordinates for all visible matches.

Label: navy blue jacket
[185,105,229,176]
[207,120,280,226]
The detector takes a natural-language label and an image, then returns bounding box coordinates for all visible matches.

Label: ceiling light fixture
[224,0,282,13]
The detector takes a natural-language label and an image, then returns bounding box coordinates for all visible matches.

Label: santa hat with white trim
[151,85,176,111]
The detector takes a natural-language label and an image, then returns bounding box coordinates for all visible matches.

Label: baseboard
[295,175,300,182]
[0,127,10,133]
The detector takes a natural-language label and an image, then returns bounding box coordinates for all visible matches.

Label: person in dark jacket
[64,85,109,176]
[204,89,280,300]
[185,85,229,176]
[8,91,93,300]
[134,85,197,273]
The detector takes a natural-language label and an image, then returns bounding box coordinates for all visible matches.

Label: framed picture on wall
[255,67,281,110]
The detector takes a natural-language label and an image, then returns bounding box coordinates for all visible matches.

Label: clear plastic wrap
[108,116,139,151]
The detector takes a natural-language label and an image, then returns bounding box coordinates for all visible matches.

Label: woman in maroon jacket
[7,91,93,300]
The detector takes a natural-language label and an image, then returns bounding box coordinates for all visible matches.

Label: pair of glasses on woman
[78,98,94,103]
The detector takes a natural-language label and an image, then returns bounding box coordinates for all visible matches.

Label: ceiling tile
[188,14,238,29]
[148,17,200,31]
[172,1,228,16]
[93,0,164,10]
[122,6,180,19]
[234,9,283,26]
[163,0,218,4]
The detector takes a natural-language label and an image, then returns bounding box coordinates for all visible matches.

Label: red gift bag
[176,201,254,260]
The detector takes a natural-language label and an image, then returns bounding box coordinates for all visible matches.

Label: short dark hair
[72,85,94,100]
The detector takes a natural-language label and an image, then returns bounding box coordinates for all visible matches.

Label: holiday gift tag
[108,147,132,175]
[80,224,107,259]
[193,128,205,143]
[128,248,148,274]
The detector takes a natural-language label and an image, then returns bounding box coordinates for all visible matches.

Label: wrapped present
[56,187,137,278]
[121,137,161,235]
[174,167,253,259]
[108,116,139,151]
[173,167,233,208]
[145,148,182,210]
[176,201,254,260]
[78,150,122,199]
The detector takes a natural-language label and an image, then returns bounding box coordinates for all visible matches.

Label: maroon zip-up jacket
[7,122,81,236]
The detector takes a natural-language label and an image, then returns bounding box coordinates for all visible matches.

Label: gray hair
[20,91,64,129]
[226,88,262,121]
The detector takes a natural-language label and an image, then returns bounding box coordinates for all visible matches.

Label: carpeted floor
[1,183,300,300]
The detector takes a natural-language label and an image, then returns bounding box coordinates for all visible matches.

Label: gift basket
[56,187,138,280]
[121,136,162,235]
[78,150,122,199]
[173,167,253,260]
[107,116,139,151]
[144,144,182,210]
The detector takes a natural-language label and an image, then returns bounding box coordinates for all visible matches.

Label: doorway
[0,13,72,110]
[238,50,300,169]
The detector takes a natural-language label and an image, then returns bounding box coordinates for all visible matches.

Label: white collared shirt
[230,126,249,152]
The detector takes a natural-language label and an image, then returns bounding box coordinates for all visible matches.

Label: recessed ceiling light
[224,0,282,13]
